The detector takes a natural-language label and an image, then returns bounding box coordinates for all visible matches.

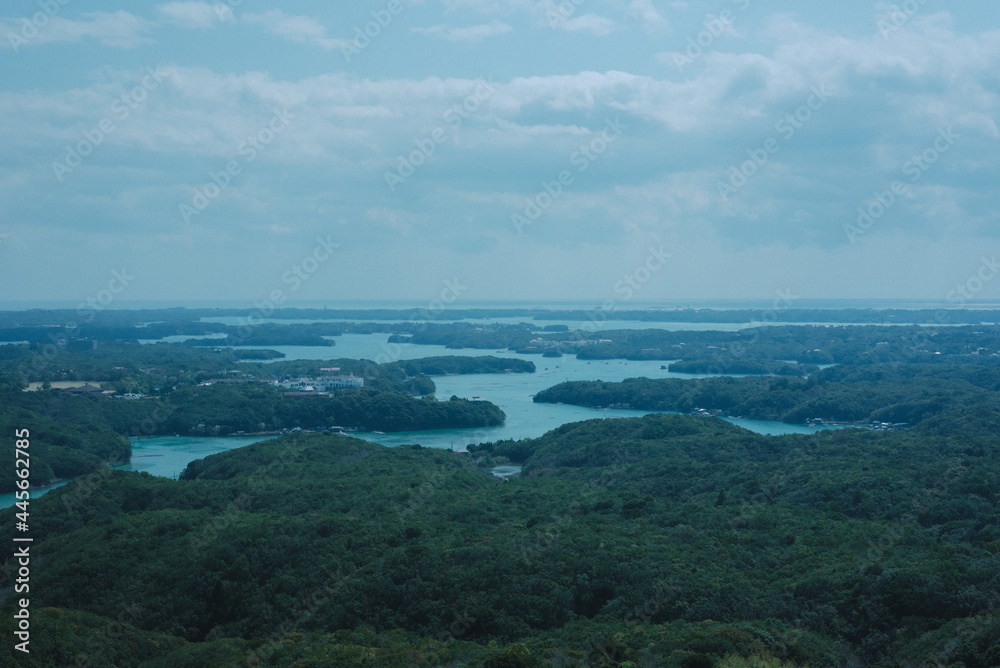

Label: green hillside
[4,416,999,666]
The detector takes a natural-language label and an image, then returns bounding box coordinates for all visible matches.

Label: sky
[0,0,998,307]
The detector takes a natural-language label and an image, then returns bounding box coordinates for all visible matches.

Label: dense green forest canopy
[666,359,818,376]
[3,308,999,372]
[0,401,130,490]
[386,355,535,377]
[3,309,999,374]
[390,322,1000,368]
[0,341,532,392]
[4,416,999,666]
[533,362,1000,433]
[4,316,1000,665]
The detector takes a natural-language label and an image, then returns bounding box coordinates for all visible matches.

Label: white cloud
[558,13,617,36]
[440,0,527,13]
[412,20,512,41]
[242,10,347,50]
[627,0,668,32]
[494,120,592,136]
[10,13,996,162]
[0,11,153,49]
[157,2,234,29]
[2,12,998,264]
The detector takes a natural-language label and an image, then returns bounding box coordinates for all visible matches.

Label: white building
[315,375,364,389]
[276,375,364,391]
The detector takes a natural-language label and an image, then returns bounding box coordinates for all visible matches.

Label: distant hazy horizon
[5,299,1000,313]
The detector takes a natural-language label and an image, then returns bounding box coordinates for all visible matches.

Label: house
[276,377,315,391]
[315,375,364,389]
[276,375,364,391]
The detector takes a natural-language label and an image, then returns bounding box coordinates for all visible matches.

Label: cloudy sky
[1,0,998,306]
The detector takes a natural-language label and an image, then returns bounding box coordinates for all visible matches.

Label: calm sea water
[1,350,838,508]
[0,409,834,509]
[112,435,278,478]
[0,437,274,508]
[5,317,851,508]
[217,331,763,363]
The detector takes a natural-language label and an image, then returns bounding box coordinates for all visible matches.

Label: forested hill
[533,362,1000,432]
[0,385,505,493]
[5,418,1000,666]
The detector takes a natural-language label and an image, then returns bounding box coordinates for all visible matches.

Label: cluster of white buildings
[274,374,364,392]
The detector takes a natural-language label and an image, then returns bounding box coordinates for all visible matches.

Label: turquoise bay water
[2,381,835,508]
[0,437,274,508]
[227,332,758,364]
[200,316,759,332]
[0,481,69,509]
[113,435,278,478]
[352,355,833,451]
[8,333,840,507]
